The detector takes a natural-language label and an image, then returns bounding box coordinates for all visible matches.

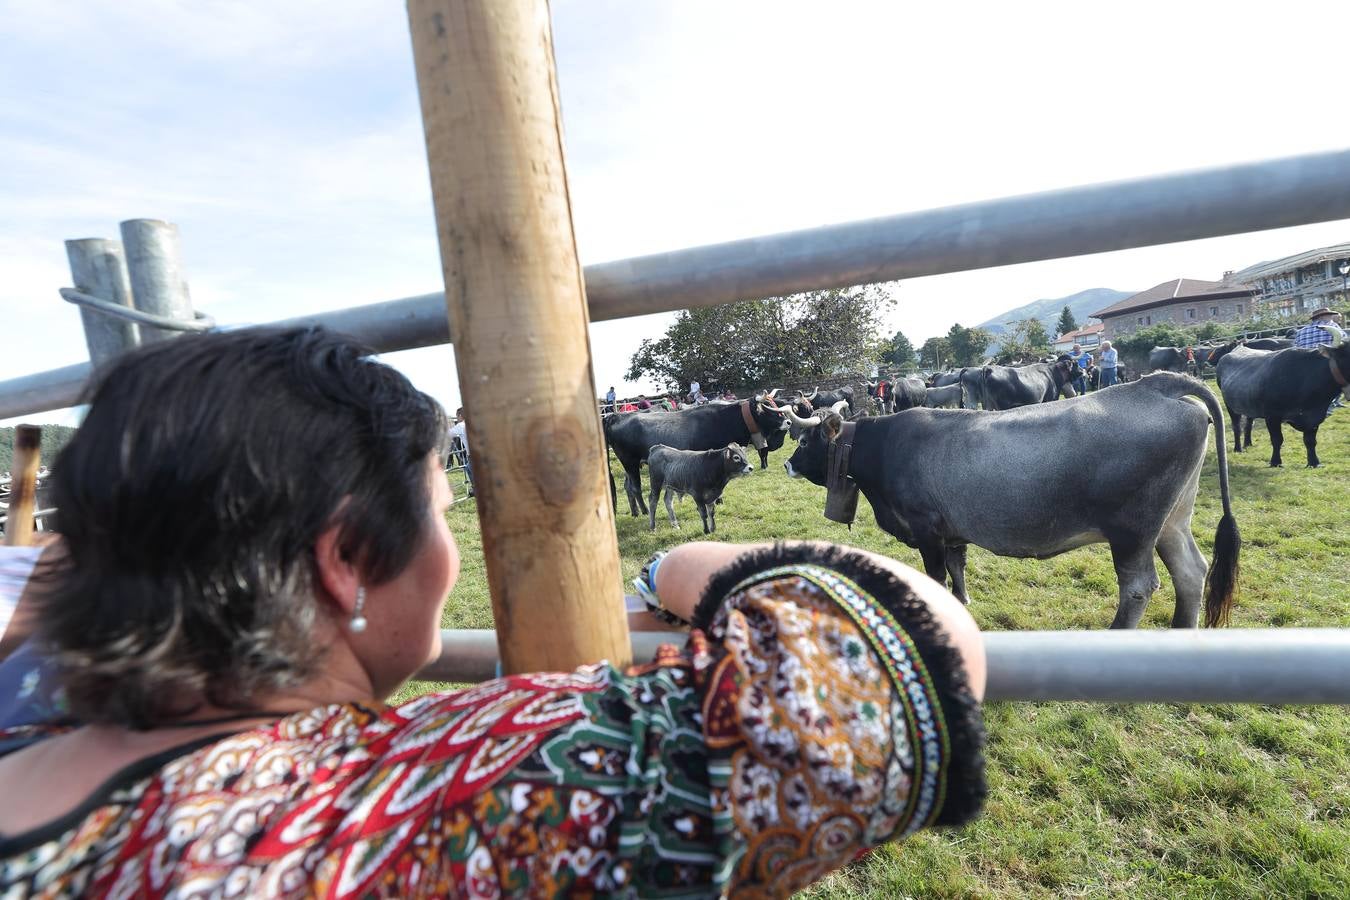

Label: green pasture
[421,398,1349,898]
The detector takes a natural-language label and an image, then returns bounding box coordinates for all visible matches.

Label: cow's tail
[979,366,993,410]
[1152,375,1240,626]
[601,413,618,511]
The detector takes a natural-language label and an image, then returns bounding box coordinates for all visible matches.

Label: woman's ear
[314,522,361,616]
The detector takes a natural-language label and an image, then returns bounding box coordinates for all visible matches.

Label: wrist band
[634,550,686,625]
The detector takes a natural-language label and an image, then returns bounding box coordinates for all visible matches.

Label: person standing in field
[449,408,473,497]
[1098,340,1119,388]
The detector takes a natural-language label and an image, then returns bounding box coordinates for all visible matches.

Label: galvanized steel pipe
[64,239,139,367]
[120,219,197,344]
[7,149,1350,417]
[419,628,1350,704]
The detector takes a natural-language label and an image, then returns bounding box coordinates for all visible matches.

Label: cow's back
[607,404,738,456]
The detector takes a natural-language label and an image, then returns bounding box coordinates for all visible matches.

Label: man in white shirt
[448,409,474,497]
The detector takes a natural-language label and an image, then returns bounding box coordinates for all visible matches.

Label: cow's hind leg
[697,501,712,534]
[647,475,663,531]
[1227,405,1243,453]
[1302,425,1321,468]
[944,544,970,604]
[917,543,949,592]
[1107,539,1160,629]
[664,488,679,528]
[1243,417,1254,449]
[1155,485,1209,626]
[1266,418,1284,467]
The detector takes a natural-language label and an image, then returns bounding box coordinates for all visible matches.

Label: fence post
[5,425,41,547]
[121,219,195,343]
[65,239,139,365]
[407,0,630,672]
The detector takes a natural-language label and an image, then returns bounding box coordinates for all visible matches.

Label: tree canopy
[0,425,78,473]
[993,318,1052,365]
[882,330,916,370]
[625,285,897,390]
[918,336,950,369]
[945,323,994,368]
[1056,305,1077,337]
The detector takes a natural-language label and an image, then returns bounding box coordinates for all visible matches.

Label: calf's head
[784,410,844,485]
[722,442,755,477]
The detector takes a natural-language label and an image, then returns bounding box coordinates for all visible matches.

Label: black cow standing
[890,376,927,412]
[647,443,755,533]
[604,394,789,516]
[1215,333,1350,467]
[963,358,1078,410]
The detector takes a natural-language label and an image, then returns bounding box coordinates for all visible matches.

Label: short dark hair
[41,327,447,728]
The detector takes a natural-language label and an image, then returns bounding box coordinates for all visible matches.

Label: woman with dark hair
[0,326,987,897]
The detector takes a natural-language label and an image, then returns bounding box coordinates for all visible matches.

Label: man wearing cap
[1294,308,1345,349]
[1295,308,1347,411]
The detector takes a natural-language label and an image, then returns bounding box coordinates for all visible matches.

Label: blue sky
[4,0,1350,425]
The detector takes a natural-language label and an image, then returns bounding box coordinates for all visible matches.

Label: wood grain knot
[530,415,596,508]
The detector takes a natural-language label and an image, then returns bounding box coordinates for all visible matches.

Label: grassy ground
[417,395,1349,898]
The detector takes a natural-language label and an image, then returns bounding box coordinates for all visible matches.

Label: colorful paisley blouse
[0,544,985,897]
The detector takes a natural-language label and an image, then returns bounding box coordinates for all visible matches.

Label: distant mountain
[978,287,1136,337]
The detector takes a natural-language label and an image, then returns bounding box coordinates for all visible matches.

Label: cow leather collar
[740,399,768,450]
[1329,356,1349,389]
[824,421,859,526]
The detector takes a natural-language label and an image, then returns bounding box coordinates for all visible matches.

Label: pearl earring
[350,586,368,633]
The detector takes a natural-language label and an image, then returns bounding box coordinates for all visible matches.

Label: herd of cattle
[604,329,1350,629]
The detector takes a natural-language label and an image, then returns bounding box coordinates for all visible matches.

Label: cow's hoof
[1307,463,1321,469]
[1269,462,1282,468]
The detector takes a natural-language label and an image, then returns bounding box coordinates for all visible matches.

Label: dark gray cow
[963,358,1078,410]
[923,382,964,408]
[784,373,1240,629]
[928,369,964,388]
[647,443,754,533]
[891,376,927,412]
[1215,331,1350,467]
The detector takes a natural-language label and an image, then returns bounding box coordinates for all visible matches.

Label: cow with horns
[781,373,1240,629]
[795,385,856,415]
[1213,328,1350,467]
[604,390,789,516]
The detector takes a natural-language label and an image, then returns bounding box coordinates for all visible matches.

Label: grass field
[419,395,1349,898]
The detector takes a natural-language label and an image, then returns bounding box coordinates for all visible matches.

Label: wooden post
[5,425,41,547]
[407,0,630,672]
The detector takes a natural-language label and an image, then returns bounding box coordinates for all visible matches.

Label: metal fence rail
[419,627,1350,704]
[6,149,1350,419]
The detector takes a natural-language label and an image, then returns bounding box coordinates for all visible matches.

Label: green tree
[945,323,994,367]
[918,336,950,369]
[626,285,898,390]
[1056,305,1078,337]
[882,330,917,370]
[994,318,1053,365]
[0,425,78,472]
